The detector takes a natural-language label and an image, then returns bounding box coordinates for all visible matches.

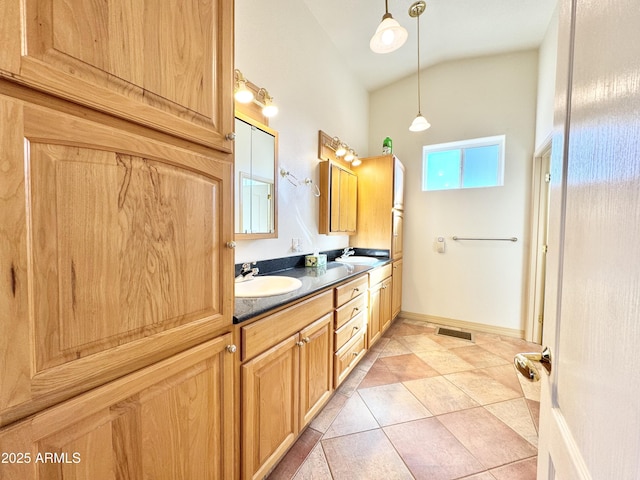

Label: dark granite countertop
[233,249,390,324]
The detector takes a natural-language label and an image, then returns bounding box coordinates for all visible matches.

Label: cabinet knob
[296,341,305,347]
[226,241,237,249]
[303,336,311,344]
[353,307,360,312]
[226,344,237,354]
[352,351,360,357]
[225,132,236,141]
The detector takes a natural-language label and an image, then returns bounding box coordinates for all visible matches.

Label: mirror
[234,113,278,238]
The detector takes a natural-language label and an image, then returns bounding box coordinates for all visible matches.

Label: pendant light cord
[416,11,422,115]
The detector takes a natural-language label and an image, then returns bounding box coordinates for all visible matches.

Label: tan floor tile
[336,366,367,397]
[450,344,511,368]
[460,473,497,480]
[379,353,440,381]
[359,383,432,426]
[482,364,524,394]
[484,398,539,446]
[489,457,537,480]
[310,392,348,433]
[400,334,446,352]
[526,399,540,432]
[444,370,522,405]
[323,392,379,439]
[358,359,400,389]
[291,443,333,480]
[403,376,479,415]
[378,338,413,358]
[438,407,537,469]
[322,429,414,479]
[384,417,484,480]
[413,348,475,374]
[268,427,322,479]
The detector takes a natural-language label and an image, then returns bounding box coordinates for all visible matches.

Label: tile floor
[267,317,543,480]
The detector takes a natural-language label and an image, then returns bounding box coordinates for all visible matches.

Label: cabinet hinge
[544,172,551,183]
[542,244,548,253]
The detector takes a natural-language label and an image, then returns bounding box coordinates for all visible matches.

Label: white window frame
[421,134,506,191]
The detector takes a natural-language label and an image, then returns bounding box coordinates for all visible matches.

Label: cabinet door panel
[392,211,404,259]
[299,313,333,427]
[0,98,233,427]
[0,0,233,150]
[392,259,403,319]
[242,335,299,480]
[0,335,235,480]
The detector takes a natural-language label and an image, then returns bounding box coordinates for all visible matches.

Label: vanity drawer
[334,329,366,387]
[335,274,368,307]
[335,310,366,351]
[368,263,392,286]
[241,290,333,361]
[335,294,366,330]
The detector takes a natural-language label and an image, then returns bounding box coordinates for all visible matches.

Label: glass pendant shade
[370,15,408,54]
[409,114,430,132]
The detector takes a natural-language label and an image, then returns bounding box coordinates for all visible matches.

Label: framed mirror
[234,112,278,238]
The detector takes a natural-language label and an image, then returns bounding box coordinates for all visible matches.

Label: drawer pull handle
[352,351,360,357]
[353,287,360,293]
[353,326,359,331]
[353,307,360,312]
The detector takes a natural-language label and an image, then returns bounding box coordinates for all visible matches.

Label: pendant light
[408,1,431,132]
[370,0,408,54]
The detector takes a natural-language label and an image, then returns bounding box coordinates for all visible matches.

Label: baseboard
[399,311,524,340]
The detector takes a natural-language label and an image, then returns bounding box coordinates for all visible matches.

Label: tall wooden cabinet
[352,155,405,323]
[352,155,405,258]
[0,1,236,478]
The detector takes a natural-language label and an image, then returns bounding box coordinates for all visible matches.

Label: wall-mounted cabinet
[319,160,357,235]
[234,113,278,238]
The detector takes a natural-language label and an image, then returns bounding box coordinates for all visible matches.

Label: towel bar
[452,236,518,242]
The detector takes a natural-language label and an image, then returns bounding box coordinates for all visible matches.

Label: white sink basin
[335,256,380,265]
[235,276,302,298]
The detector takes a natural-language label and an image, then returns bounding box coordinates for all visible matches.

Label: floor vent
[437,327,474,342]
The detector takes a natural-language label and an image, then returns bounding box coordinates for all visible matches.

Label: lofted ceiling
[302,0,558,92]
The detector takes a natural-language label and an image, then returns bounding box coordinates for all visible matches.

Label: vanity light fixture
[408,1,431,132]
[370,0,408,54]
[344,149,355,162]
[257,88,279,118]
[234,69,254,104]
[351,156,362,167]
[332,137,347,157]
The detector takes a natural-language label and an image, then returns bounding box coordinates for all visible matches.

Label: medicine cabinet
[234,113,278,238]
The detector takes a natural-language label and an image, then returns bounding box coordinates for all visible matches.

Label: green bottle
[383,137,392,154]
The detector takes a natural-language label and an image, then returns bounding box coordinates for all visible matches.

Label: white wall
[535,4,559,150]
[235,0,369,263]
[370,51,539,334]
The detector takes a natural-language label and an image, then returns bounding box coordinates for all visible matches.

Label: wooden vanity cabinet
[333,275,368,387]
[240,292,333,480]
[319,160,358,235]
[368,264,393,348]
[0,335,235,480]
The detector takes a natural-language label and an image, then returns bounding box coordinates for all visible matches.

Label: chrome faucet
[235,262,259,282]
[340,247,355,258]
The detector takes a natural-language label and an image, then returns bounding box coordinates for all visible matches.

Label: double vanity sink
[233,253,389,323]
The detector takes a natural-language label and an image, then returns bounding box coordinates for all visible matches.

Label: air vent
[436,327,473,342]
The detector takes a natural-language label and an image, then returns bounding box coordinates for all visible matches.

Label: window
[422,135,505,191]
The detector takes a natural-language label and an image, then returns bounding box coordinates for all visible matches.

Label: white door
[531,0,640,479]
